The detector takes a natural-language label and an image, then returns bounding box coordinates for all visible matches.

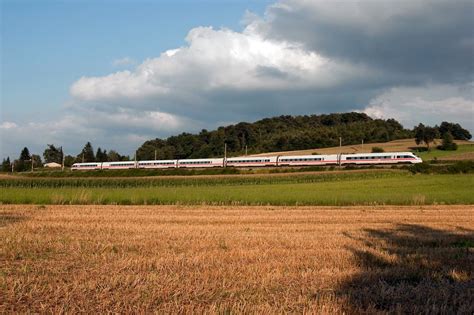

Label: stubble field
[1,204,473,313]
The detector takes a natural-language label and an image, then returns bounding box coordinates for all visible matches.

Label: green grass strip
[1,174,472,206]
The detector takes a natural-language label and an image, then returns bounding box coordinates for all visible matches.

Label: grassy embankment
[1,170,473,205]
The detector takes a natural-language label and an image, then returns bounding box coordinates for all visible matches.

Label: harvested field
[1,205,473,313]
[252,138,473,156]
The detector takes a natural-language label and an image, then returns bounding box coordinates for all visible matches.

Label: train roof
[278,154,337,159]
[138,160,176,163]
[343,152,414,156]
[178,158,223,161]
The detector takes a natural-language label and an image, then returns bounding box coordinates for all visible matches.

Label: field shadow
[341,224,474,314]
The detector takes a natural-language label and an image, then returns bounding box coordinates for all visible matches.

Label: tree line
[1,142,130,172]
[1,113,471,172]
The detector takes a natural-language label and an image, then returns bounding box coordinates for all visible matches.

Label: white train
[71,152,422,170]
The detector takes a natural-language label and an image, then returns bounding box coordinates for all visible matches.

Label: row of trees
[1,143,130,172]
[414,121,470,150]
[76,142,130,163]
[1,147,43,172]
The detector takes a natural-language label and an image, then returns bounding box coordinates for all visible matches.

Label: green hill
[137,112,413,160]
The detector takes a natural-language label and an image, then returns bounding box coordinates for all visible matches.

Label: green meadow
[415,143,474,160]
[1,171,472,206]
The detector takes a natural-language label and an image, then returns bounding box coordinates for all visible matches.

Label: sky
[1,0,473,159]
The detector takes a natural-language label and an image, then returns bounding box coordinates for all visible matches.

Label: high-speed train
[71,152,422,170]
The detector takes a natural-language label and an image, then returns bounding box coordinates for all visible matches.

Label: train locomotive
[72,152,422,170]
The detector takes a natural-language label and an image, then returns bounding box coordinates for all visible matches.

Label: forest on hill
[137,112,414,160]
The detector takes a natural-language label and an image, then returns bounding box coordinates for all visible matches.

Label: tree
[96,147,108,162]
[1,157,11,172]
[438,122,472,140]
[43,144,63,164]
[414,124,439,150]
[64,155,75,167]
[19,147,31,161]
[107,150,129,162]
[78,142,95,162]
[15,147,31,172]
[439,132,458,151]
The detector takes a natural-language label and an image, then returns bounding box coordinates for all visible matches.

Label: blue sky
[1,0,473,159]
[2,0,271,121]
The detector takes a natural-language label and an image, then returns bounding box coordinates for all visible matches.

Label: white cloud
[71,26,374,105]
[362,83,474,131]
[0,109,194,158]
[112,57,136,67]
[0,121,18,129]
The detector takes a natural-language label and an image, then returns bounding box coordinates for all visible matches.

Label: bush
[408,162,433,174]
[446,161,474,174]
[409,161,474,174]
[438,132,458,151]
[371,147,384,153]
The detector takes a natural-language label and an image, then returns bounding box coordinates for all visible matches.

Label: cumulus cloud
[0,108,194,158]
[71,26,373,103]
[112,57,136,67]
[362,83,474,130]
[258,0,474,82]
[69,0,473,127]
[0,121,18,129]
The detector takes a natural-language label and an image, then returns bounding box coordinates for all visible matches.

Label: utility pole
[339,137,342,167]
[11,161,14,173]
[361,139,364,151]
[82,153,84,163]
[245,145,247,156]
[60,146,64,170]
[31,155,34,172]
[224,143,227,168]
[154,150,157,160]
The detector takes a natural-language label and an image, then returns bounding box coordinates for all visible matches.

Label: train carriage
[138,160,177,169]
[177,158,224,168]
[341,152,421,165]
[71,163,102,170]
[101,161,137,169]
[226,156,277,167]
[277,155,338,166]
